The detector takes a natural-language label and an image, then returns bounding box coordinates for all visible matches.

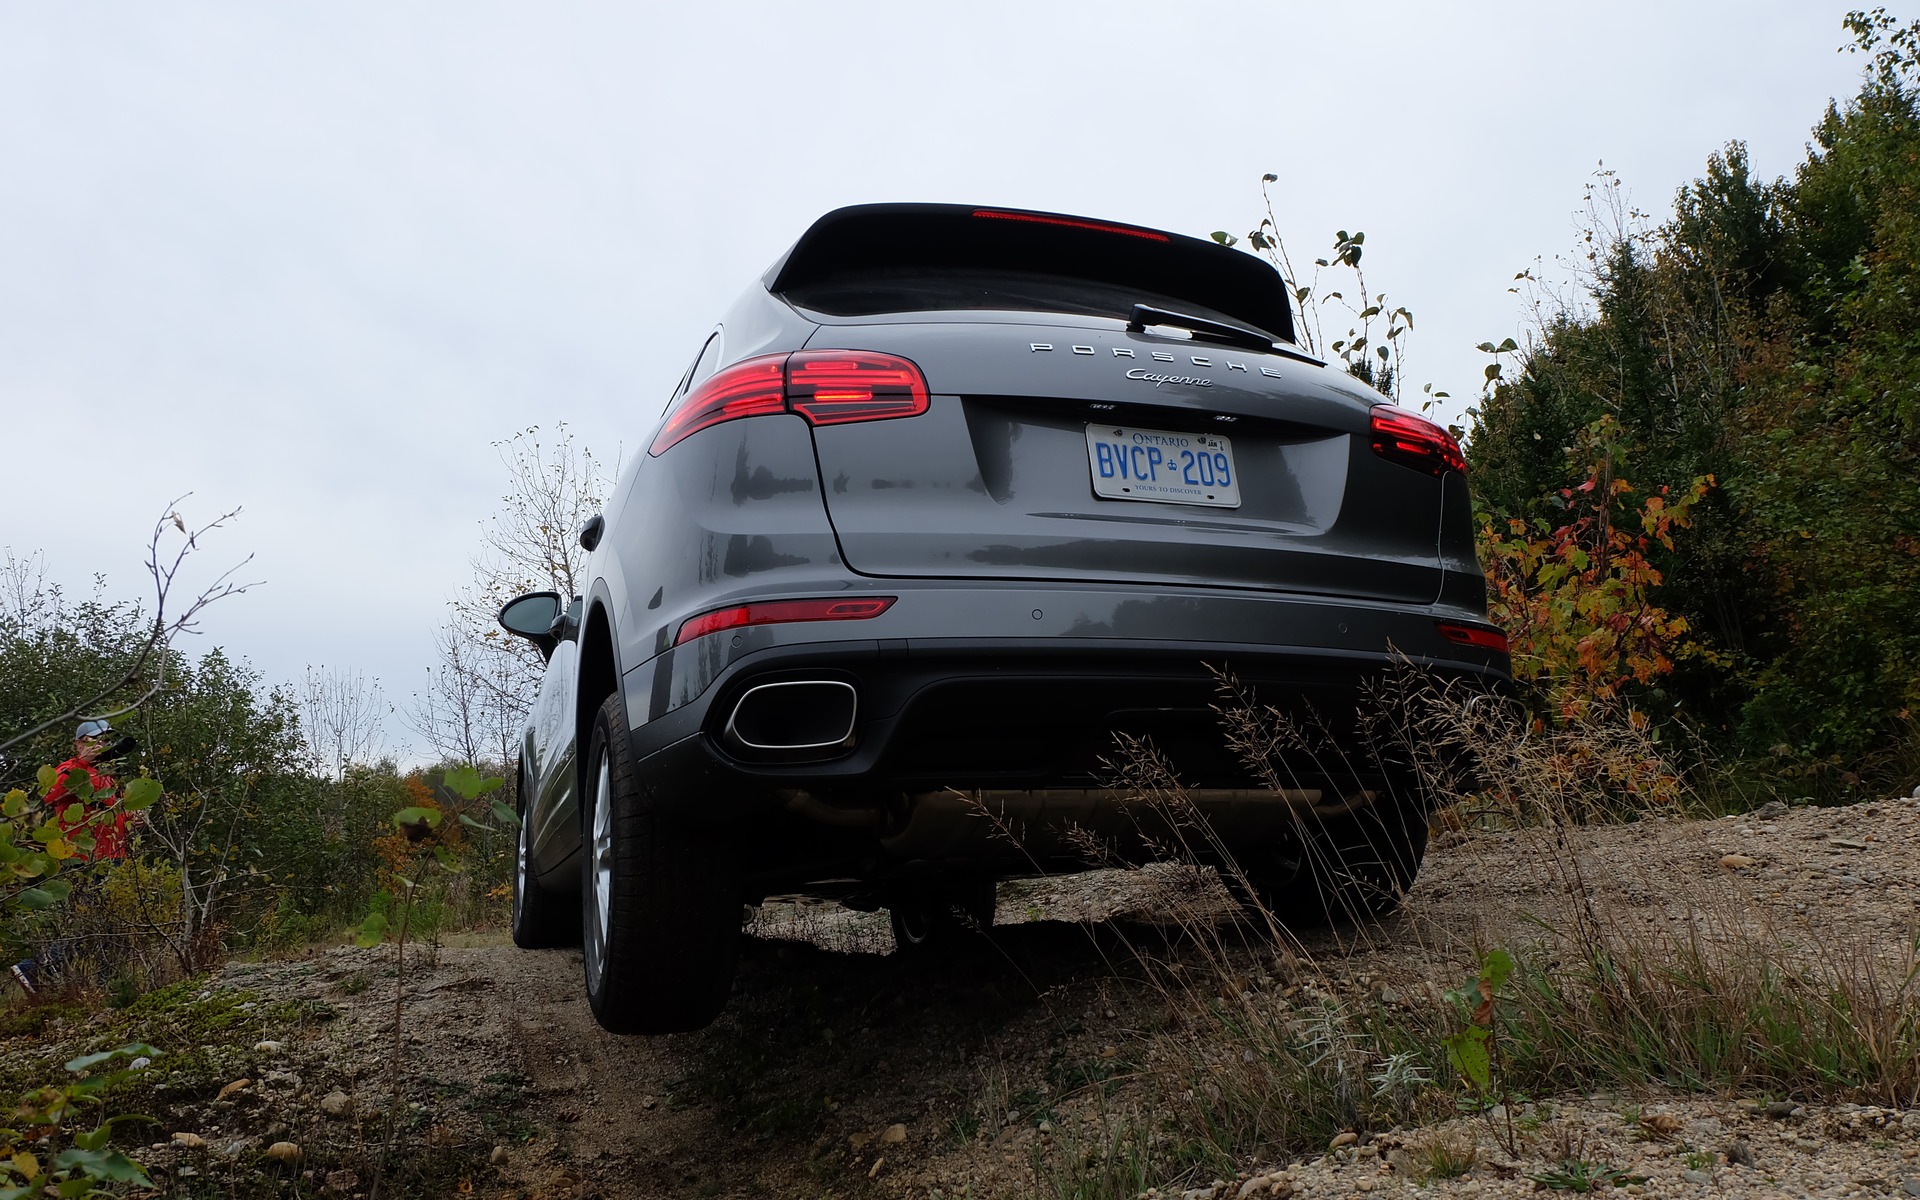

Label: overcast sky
[0,2,1871,760]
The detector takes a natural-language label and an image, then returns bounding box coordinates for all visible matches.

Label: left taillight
[1370,405,1466,477]
[650,350,930,455]
[649,357,786,455]
[674,596,896,646]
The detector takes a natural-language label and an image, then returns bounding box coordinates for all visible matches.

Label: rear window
[785,267,1258,332]
[767,205,1297,344]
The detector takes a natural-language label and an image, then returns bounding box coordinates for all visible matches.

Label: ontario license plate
[1084,425,1241,508]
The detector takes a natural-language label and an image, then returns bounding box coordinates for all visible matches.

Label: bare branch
[1,497,259,753]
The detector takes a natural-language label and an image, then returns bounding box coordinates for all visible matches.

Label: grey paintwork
[520,637,580,870]
[793,316,1441,605]
[513,205,1508,892]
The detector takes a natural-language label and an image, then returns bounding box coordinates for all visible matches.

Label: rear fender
[568,594,620,842]
[604,416,846,675]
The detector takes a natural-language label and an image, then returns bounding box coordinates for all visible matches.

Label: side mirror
[578,515,605,552]
[499,592,563,660]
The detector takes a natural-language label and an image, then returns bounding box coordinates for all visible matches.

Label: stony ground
[6,789,1918,1198]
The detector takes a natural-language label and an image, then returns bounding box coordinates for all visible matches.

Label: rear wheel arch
[575,600,620,819]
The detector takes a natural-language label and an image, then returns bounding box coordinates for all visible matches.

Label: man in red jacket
[43,719,133,861]
[10,720,138,995]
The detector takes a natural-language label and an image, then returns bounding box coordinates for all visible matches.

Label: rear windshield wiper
[1126,303,1273,350]
[1125,303,1324,365]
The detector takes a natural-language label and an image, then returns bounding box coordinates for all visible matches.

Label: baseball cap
[74,719,114,741]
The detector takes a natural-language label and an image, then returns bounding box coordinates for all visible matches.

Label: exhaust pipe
[879,787,1382,858]
[723,680,857,757]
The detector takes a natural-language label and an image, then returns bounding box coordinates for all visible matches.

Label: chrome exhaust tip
[723,680,857,758]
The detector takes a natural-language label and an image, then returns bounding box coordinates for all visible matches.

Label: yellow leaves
[44,838,76,862]
[9,1150,38,1181]
[1481,463,1713,709]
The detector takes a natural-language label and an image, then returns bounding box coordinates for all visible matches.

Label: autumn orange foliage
[1478,417,1714,721]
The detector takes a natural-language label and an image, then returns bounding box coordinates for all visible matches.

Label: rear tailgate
[799,317,1445,605]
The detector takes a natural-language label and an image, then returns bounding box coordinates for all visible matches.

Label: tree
[0,508,267,981]
[0,501,253,759]
[136,649,305,970]
[407,618,525,769]
[409,424,612,766]
[1465,9,1920,787]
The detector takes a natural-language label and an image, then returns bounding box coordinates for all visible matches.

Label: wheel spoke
[591,753,613,970]
[514,797,531,926]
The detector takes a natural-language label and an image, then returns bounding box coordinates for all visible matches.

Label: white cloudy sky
[0,2,1870,757]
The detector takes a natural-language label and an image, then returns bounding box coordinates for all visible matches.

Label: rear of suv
[501,204,1509,1034]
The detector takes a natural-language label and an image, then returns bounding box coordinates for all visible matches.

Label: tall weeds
[1020,664,1920,1197]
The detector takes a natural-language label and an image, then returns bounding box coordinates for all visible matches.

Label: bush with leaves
[0,1044,161,1198]
[3,770,165,953]
[1478,416,1715,722]
[0,773,169,1195]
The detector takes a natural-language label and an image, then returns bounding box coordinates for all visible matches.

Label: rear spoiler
[764,203,1298,346]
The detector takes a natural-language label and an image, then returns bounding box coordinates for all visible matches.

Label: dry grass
[1403,1128,1479,1181]
[1017,664,1920,1198]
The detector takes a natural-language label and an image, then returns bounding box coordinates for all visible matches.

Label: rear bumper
[618,580,1508,798]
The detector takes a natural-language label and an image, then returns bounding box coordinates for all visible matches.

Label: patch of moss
[0,1000,86,1042]
[0,981,339,1115]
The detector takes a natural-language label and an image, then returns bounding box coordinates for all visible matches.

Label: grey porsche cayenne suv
[497,203,1510,1035]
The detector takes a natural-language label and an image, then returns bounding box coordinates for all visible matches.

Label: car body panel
[600,414,847,681]
[609,578,1501,756]
[791,317,1443,604]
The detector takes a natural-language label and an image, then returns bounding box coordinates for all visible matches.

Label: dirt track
[207,907,1172,1198]
[32,790,1920,1198]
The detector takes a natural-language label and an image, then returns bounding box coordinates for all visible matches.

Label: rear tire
[581,691,740,1034]
[888,877,997,954]
[1238,795,1429,928]
[510,760,580,949]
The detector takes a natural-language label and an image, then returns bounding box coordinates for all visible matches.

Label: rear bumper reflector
[1435,621,1509,653]
[675,596,896,646]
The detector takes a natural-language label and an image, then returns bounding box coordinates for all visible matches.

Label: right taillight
[1370,405,1466,477]
[1436,621,1509,653]
[650,350,930,455]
